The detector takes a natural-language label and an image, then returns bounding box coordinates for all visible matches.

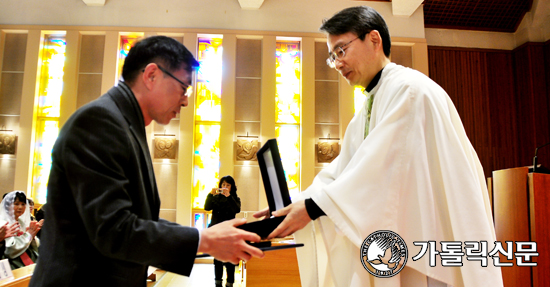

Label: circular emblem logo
[360,230,408,278]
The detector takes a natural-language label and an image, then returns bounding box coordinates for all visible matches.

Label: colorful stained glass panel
[275,42,301,124]
[32,34,66,203]
[118,34,142,81]
[195,37,223,121]
[32,120,59,203]
[276,125,300,199]
[193,124,220,209]
[37,37,66,118]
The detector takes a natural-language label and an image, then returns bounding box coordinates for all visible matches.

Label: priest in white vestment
[255,6,504,287]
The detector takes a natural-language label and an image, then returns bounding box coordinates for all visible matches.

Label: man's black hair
[320,6,391,57]
[122,35,200,84]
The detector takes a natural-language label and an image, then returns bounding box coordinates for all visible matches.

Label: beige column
[301,37,315,189]
[59,30,79,128]
[219,34,236,178]
[101,31,118,94]
[259,35,276,208]
[0,31,5,84]
[339,77,354,138]
[14,30,41,194]
[176,32,198,225]
[412,40,429,76]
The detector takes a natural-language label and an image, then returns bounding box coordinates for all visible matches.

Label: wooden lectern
[245,242,301,287]
[492,167,550,287]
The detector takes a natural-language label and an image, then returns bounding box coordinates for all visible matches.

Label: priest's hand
[198,218,264,265]
[267,200,311,239]
[252,207,270,220]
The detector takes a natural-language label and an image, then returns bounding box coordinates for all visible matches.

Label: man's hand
[199,218,264,264]
[267,200,311,239]
[0,222,20,241]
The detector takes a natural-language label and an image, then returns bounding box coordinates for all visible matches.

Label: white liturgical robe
[295,63,503,287]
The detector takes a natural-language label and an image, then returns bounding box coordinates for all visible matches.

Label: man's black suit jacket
[29,83,199,287]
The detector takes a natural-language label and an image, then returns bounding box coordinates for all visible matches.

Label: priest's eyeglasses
[156,64,193,97]
[326,37,360,68]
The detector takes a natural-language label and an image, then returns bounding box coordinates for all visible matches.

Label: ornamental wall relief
[0,132,17,155]
[316,141,339,163]
[153,137,178,159]
[236,139,259,161]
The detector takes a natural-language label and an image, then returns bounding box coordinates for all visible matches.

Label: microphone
[533,142,550,173]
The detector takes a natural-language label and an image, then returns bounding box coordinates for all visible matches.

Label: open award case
[197,139,303,257]
[236,138,303,251]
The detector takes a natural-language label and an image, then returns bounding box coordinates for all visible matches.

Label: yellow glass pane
[32,120,59,203]
[38,36,66,118]
[192,36,224,211]
[354,86,366,115]
[276,125,300,199]
[195,82,221,122]
[275,42,301,124]
[32,34,66,204]
[195,37,223,121]
[192,124,221,209]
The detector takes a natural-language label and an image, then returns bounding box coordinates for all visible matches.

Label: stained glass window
[192,37,223,212]
[275,40,301,199]
[195,38,223,122]
[32,34,66,203]
[193,124,221,209]
[118,34,142,81]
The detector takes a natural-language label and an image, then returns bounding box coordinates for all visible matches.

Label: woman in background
[27,198,35,221]
[204,175,241,287]
[0,191,43,269]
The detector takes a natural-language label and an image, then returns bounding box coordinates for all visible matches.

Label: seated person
[0,191,44,269]
[27,198,36,221]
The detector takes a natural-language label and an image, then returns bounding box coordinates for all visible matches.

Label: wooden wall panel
[486,52,518,172]
[514,44,550,168]
[428,42,550,178]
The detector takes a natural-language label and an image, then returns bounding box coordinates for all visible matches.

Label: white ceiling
[0,0,426,38]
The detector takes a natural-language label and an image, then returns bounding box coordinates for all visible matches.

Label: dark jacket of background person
[204,183,241,227]
[29,82,199,287]
[34,204,45,239]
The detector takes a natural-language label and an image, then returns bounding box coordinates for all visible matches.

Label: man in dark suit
[29,36,263,287]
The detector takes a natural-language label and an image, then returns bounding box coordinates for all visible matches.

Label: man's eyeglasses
[326,37,360,68]
[156,64,193,97]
